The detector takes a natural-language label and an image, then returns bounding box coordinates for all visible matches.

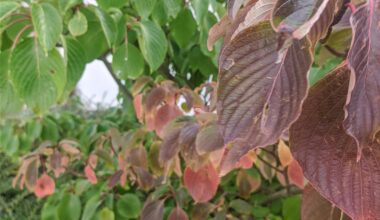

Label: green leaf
[0,1,20,23]
[151,0,168,26]
[132,0,157,19]
[192,0,208,25]
[98,207,115,220]
[0,51,22,116]
[282,195,301,220]
[69,11,88,37]
[138,20,167,72]
[117,193,142,219]
[309,58,342,86]
[59,0,82,13]
[41,201,59,220]
[164,0,182,19]
[57,194,81,220]
[97,0,128,10]
[77,21,108,62]
[94,8,117,47]
[112,43,145,80]
[31,3,63,52]
[9,39,66,112]
[170,9,197,48]
[229,199,252,215]
[62,37,86,96]
[82,195,101,220]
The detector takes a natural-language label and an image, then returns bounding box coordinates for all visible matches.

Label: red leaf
[34,173,55,198]
[302,184,352,220]
[154,104,182,137]
[133,94,144,122]
[290,65,380,220]
[84,165,97,184]
[184,163,220,203]
[235,150,256,169]
[218,21,312,174]
[287,160,304,189]
[107,170,123,189]
[344,1,380,159]
[144,87,166,113]
[168,207,189,220]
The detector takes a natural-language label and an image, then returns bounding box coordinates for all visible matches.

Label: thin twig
[324,45,347,58]
[11,24,32,50]
[257,154,283,173]
[259,186,302,205]
[99,56,133,102]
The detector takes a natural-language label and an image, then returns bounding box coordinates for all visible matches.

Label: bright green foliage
[10,39,66,112]
[117,194,142,218]
[112,43,145,79]
[57,194,81,220]
[68,11,88,37]
[137,20,168,72]
[31,3,63,52]
[0,1,19,23]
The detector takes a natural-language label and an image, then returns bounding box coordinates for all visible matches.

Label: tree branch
[99,56,133,102]
[260,186,302,205]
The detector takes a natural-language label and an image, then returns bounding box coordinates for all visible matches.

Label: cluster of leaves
[1,0,378,220]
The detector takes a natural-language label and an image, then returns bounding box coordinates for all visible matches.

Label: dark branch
[99,56,133,102]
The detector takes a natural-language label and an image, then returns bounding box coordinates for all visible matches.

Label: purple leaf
[302,184,352,220]
[217,21,312,174]
[290,65,380,220]
[344,1,380,158]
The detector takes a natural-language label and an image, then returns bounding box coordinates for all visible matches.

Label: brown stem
[99,56,133,102]
[257,154,283,173]
[324,45,347,58]
[260,186,302,205]
[11,24,32,50]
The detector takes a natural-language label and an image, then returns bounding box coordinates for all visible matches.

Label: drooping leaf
[62,37,86,95]
[68,11,88,37]
[107,170,123,188]
[138,20,168,72]
[94,7,117,47]
[112,43,145,80]
[10,39,66,112]
[183,163,220,203]
[57,194,81,220]
[207,16,231,51]
[290,65,380,220]
[77,21,108,62]
[271,0,336,39]
[0,1,20,23]
[218,21,312,174]
[195,122,224,155]
[287,160,304,189]
[24,157,39,191]
[0,51,22,116]
[31,3,63,52]
[344,1,380,157]
[132,0,156,19]
[141,199,164,220]
[168,206,189,220]
[302,184,352,220]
